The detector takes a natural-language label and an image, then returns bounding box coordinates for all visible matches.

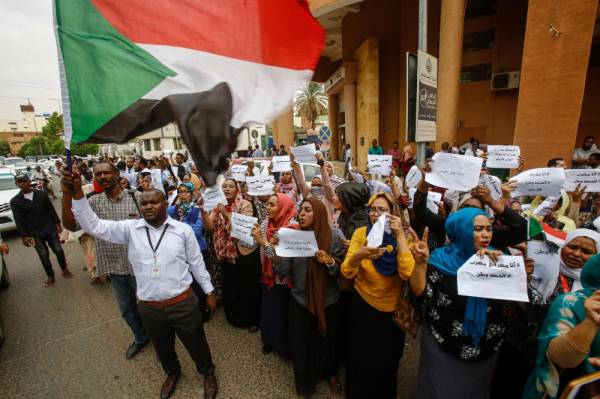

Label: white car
[0,172,20,232]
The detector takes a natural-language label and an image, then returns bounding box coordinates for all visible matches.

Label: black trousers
[33,233,67,277]
[138,293,215,377]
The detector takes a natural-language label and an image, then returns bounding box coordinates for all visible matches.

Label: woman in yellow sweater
[341,192,415,399]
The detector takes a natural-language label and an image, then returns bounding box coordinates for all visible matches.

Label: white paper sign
[594,216,600,231]
[527,240,560,299]
[230,212,258,246]
[167,190,178,206]
[367,155,393,176]
[510,168,565,197]
[291,144,316,164]
[532,196,559,217]
[479,174,503,200]
[150,169,165,193]
[405,165,422,188]
[486,145,520,169]
[366,214,386,248]
[246,175,275,196]
[408,188,442,214]
[457,254,529,302]
[230,164,247,182]
[426,152,483,191]
[203,185,227,211]
[275,228,319,257]
[563,169,600,193]
[271,156,291,172]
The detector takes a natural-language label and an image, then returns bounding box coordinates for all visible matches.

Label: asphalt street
[0,184,419,398]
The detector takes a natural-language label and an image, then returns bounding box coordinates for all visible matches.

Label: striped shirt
[89,189,141,276]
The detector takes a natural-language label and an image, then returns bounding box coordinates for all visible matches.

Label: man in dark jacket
[10,173,71,287]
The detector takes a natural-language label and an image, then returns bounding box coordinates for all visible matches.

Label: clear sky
[0,0,61,119]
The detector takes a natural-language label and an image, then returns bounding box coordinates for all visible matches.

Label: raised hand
[356,239,385,261]
[408,227,429,265]
[585,290,600,326]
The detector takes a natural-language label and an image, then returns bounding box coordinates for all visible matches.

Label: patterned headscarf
[213,179,243,263]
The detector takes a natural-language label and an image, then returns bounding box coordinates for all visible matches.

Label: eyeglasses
[368,206,390,215]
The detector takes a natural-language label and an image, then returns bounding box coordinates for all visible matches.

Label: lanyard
[145,224,169,255]
[559,274,571,294]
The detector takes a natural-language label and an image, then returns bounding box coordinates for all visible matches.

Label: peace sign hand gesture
[408,227,429,265]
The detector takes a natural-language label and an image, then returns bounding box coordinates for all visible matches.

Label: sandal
[61,269,74,278]
[43,277,55,287]
[328,376,343,396]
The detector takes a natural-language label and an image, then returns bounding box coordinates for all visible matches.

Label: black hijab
[336,182,370,239]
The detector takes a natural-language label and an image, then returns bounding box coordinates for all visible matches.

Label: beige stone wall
[272,107,295,150]
[354,38,379,169]
[513,0,598,168]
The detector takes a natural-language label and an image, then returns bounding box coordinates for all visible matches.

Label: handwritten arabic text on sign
[510,167,564,197]
[230,165,247,182]
[246,175,275,196]
[271,156,291,172]
[275,228,319,258]
[563,169,600,193]
[290,144,316,164]
[457,254,529,302]
[367,155,393,176]
[426,152,483,192]
[230,212,257,246]
[203,185,227,211]
[486,145,520,169]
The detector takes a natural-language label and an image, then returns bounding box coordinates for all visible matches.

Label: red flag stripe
[91,0,324,71]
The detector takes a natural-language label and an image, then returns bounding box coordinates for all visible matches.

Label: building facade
[301,0,600,168]
[0,103,48,154]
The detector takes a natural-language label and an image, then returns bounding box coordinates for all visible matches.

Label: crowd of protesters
[7,134,600,399]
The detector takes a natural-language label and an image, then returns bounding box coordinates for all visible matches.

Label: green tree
[42,112,63,140]
[0,141,11,156]
[294,82,328,128]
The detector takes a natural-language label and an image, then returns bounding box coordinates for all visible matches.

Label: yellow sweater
[341,226,415,312]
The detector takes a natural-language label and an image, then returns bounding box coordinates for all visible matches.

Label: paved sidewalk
[0,194,419,398]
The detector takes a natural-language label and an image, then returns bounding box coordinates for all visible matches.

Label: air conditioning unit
[491,71,520,91]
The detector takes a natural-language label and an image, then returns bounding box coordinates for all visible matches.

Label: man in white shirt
[66,173,218,399]
[464,140,484,157]
[573,135,599,169]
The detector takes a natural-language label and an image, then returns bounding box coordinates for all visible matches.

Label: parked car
[2,157,24,167]
[0,251,9,346]
[0,172,20,232]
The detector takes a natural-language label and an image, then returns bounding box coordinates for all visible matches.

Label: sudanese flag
[53,0,324,185]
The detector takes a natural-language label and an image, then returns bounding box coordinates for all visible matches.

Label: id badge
[151,263,161,279]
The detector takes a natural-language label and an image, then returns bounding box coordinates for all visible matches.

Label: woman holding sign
[251,193,297,359]
[205,179,261,331]
[524,254,600,399]
[273,198,345,397]
[341,192,415,399]
[167,182,216,312]
[413,207,510,399]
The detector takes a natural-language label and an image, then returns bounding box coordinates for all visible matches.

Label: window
[173,138,183,150]
[144,140,151,151]
[460,63,493,83]
[465,0,496,20]
[463,29,495,53]
[152,138,161,151]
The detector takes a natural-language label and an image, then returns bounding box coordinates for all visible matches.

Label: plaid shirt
[89,189,141,276]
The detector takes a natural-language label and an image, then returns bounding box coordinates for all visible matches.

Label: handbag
[393,281,421,337]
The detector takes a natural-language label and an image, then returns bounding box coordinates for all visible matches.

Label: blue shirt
[167,205,208,251]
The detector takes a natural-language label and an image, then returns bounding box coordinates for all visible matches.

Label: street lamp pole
[416,0,428,167]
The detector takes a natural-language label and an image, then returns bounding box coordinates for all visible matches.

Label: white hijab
[559,229,600,292]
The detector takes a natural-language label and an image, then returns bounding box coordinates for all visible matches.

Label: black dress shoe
[161,373,180,399]
[248,325,259,333]
[203,374,218,399]
[125,340,148,359]
[262,345,273,355]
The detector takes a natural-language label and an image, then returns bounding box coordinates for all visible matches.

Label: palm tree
[294,82,328,128]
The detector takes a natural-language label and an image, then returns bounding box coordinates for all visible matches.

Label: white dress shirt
[72,197,214,301]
